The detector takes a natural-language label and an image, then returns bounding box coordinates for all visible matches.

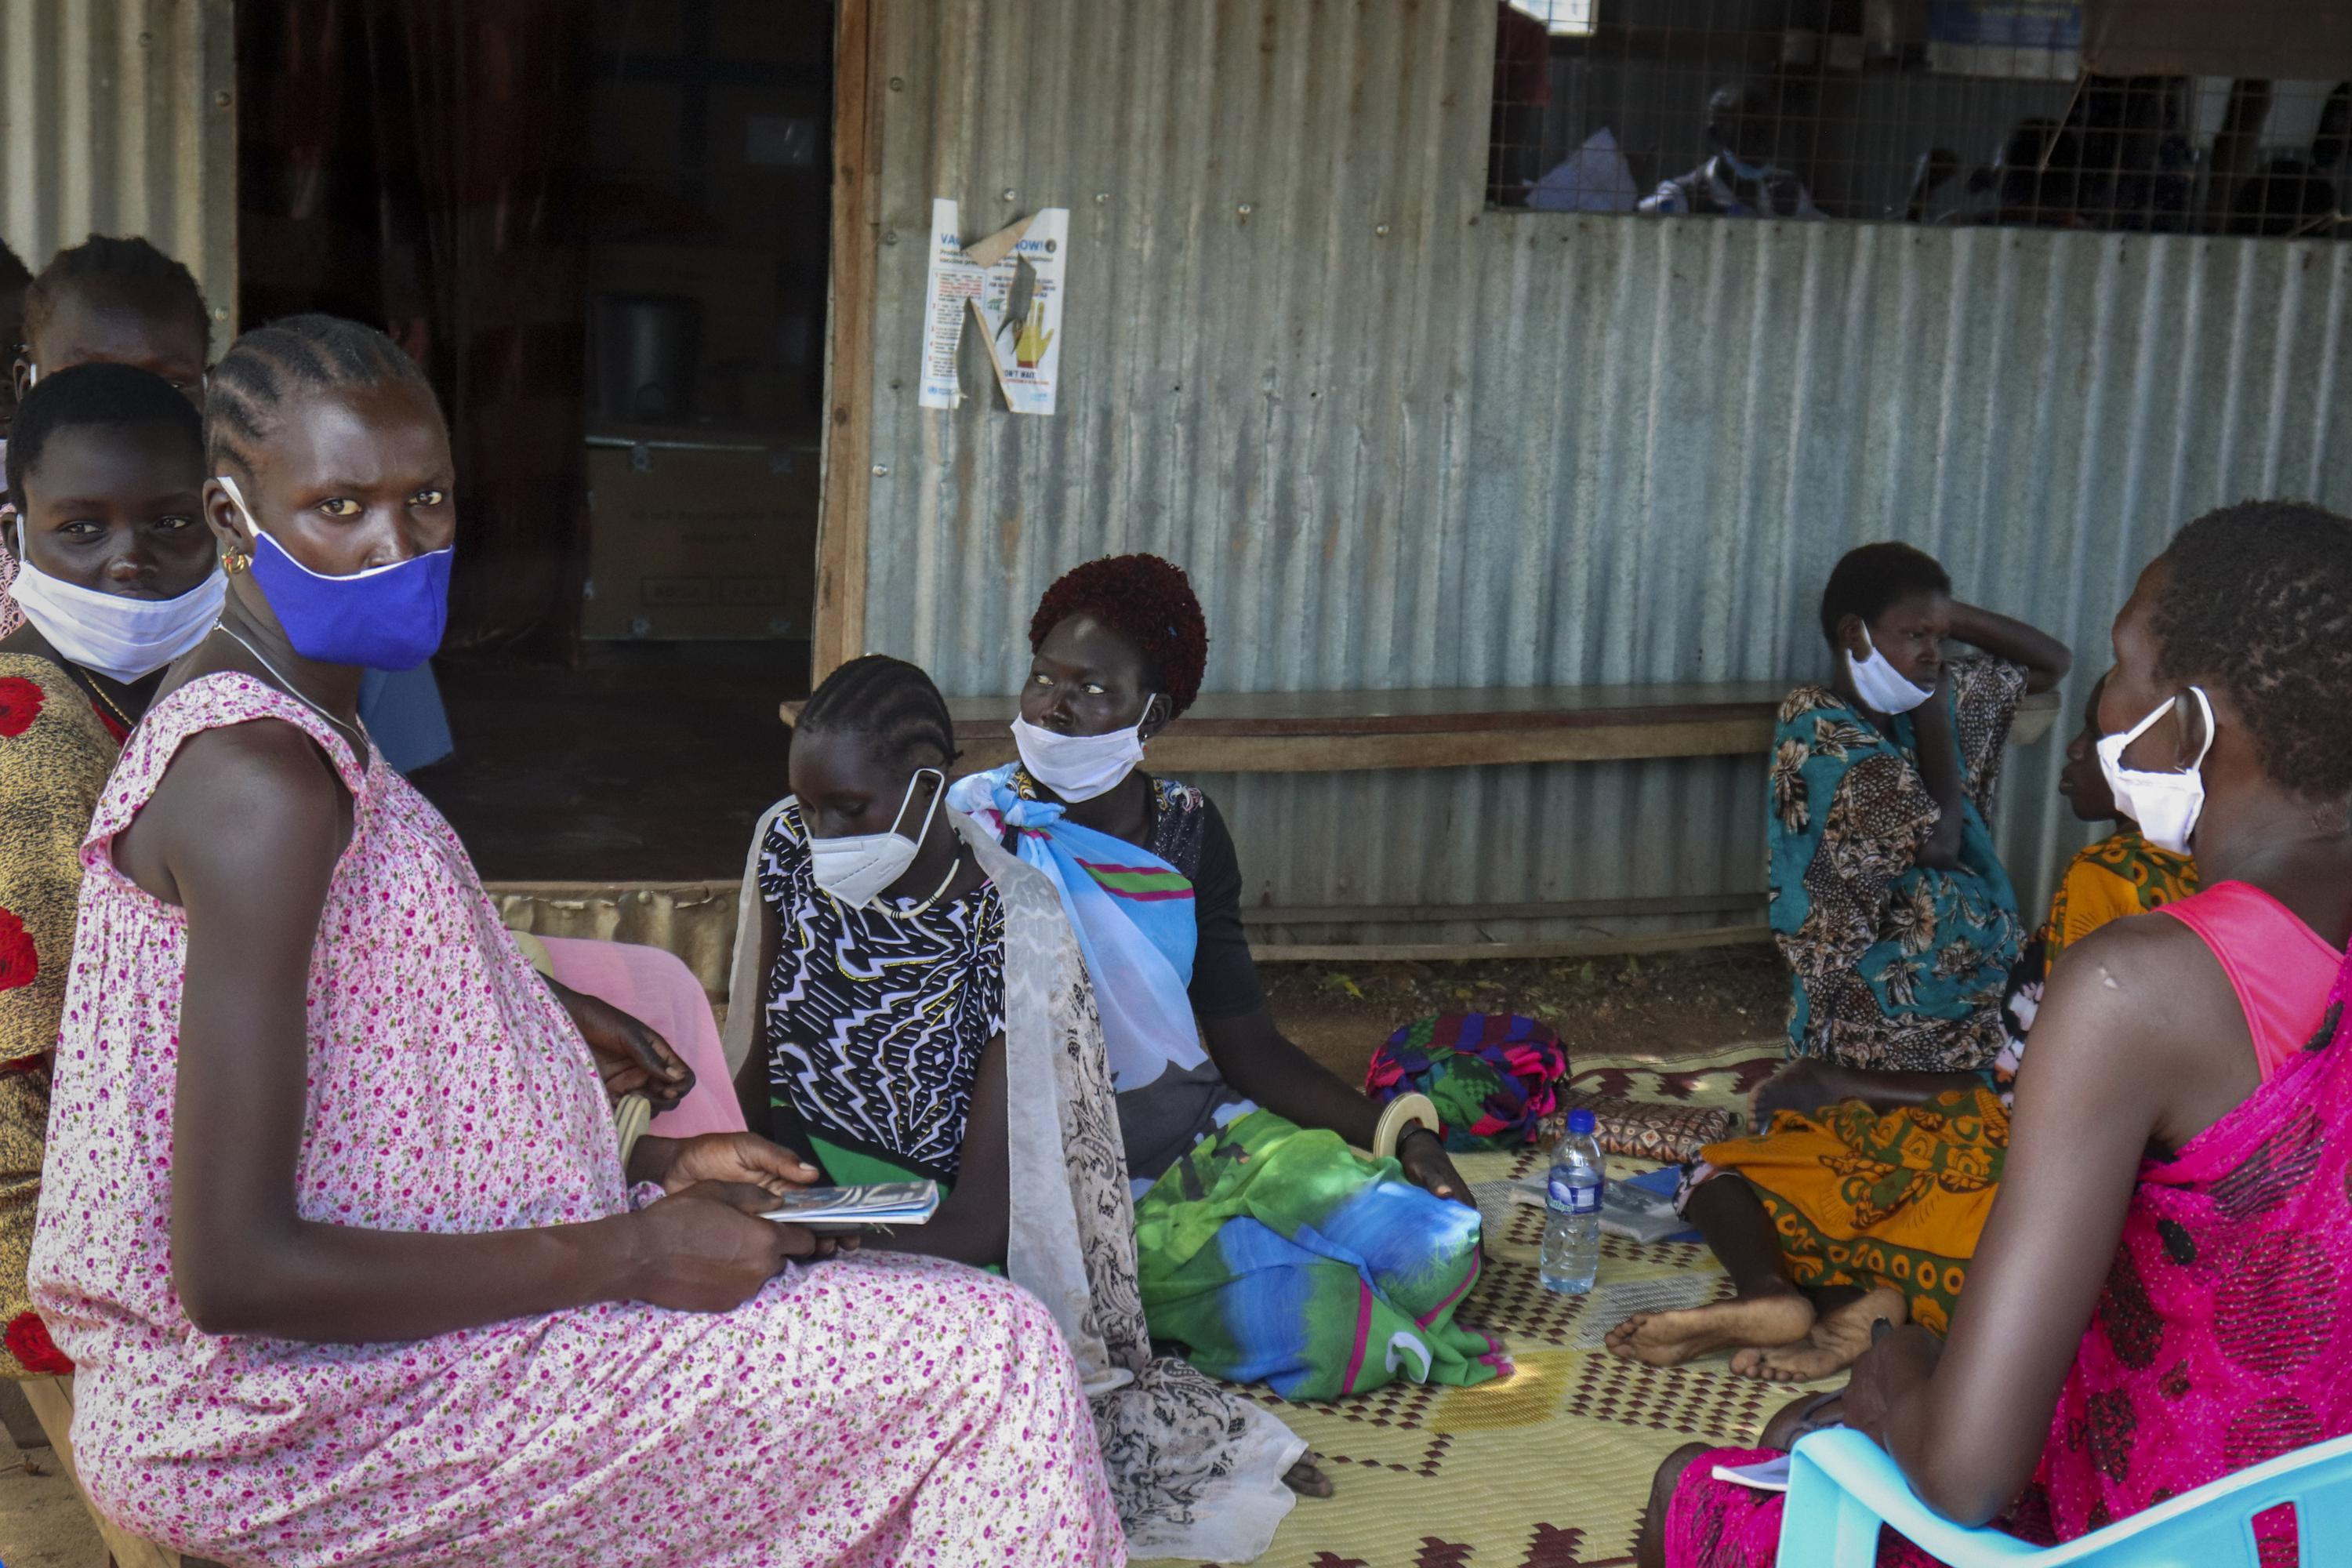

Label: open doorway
[235,0,835,880]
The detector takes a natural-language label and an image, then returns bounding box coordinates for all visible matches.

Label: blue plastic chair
[1775,1427,2352,1566]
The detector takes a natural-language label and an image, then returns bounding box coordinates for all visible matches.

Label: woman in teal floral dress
[1766,544,2071,1077]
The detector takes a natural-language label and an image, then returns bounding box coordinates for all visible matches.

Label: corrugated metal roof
[851,0,2352,946]
[0,0,238,347]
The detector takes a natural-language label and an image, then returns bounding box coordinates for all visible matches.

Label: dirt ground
[0,1384,100,1568]
[1265,942,1787,1083]
[0,945,1784,1562]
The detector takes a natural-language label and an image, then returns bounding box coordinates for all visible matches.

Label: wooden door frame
[811,0,881,682]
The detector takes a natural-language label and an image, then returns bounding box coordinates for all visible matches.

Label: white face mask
[808,768,946,910]
[7,521,225,683]
[1844,630,1936,715]
[2096,688,2214,857]
[1011,699,1155,804]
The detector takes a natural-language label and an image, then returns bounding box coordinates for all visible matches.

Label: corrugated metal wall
[853,0,2352,946]
[0,0,238,347]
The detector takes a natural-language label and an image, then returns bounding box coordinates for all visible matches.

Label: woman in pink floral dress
[27,314,1122,1567]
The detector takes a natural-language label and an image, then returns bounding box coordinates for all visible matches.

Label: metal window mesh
[1489,2,2349,238]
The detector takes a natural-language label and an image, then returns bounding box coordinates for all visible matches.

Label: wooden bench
[764,681,2067,962]
[783,683,2063,775]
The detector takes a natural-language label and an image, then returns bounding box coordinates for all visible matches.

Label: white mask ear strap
[214,473,261,541]
[2182,687,2217,770]
[888,767,946,839]
[2117,695,2178,749]
[212,476,269,577]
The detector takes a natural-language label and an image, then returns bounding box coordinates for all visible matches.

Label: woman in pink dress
[1642,499,2352,1566]
[28,314,1122,1567]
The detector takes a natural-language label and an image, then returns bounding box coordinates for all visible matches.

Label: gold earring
[223,546,252,575]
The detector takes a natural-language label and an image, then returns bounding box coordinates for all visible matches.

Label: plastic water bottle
[1541,1108,1604,1294]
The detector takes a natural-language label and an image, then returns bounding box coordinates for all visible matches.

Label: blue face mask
[216,474,453,671]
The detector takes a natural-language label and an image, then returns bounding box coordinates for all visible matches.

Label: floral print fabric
[1689,1087,2007,1334]
[0,652,122,1378]
[1364,1012,1567,1152]
[1995,829,2198,1098]
[1768,656,2028,1072]
[29,674,1121,1566]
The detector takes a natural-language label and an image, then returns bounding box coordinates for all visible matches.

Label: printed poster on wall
[917,198,1069,416]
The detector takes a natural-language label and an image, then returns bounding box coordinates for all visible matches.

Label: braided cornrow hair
[2154,499,2352,802]
[205,314,439,480]
[23,234,209,349]
[794,655,958,771]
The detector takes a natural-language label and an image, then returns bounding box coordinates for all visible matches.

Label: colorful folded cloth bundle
[1364,1013,1568,1152]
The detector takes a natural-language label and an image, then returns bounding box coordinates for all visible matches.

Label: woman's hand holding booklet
[761,1181,943,1231]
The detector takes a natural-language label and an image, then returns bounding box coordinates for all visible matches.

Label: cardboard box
[583,445,818,640]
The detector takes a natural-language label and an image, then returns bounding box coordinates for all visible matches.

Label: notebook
[761,1181,942,1230]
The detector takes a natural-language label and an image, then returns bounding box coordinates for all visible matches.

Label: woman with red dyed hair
[950,554,1503,1414]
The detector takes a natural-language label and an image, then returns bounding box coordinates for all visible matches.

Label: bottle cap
[1566,1108,1597,1135]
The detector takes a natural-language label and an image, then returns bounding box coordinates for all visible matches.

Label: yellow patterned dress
[1693,829,2198,1331]
[0,651,125,1375]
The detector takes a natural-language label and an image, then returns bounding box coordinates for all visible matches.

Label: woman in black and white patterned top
[728,653,1323,1555]
[753,799,1004,1185]
[731,656,1013,1265]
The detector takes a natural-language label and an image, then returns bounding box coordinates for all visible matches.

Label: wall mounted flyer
[917,198,1069,415]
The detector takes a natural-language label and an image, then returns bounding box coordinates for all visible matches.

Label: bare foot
[1605,1291,1815,1367]
[1731,1287,1907,1382]
[1283,1455,1334,1498]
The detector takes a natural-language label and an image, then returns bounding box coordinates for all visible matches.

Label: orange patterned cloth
[1695,1087,2006,1331]
[1696,830,2194,1331]
[2042,829,2198,967]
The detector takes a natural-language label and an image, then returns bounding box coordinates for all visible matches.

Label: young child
[27,314,1119,1566]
